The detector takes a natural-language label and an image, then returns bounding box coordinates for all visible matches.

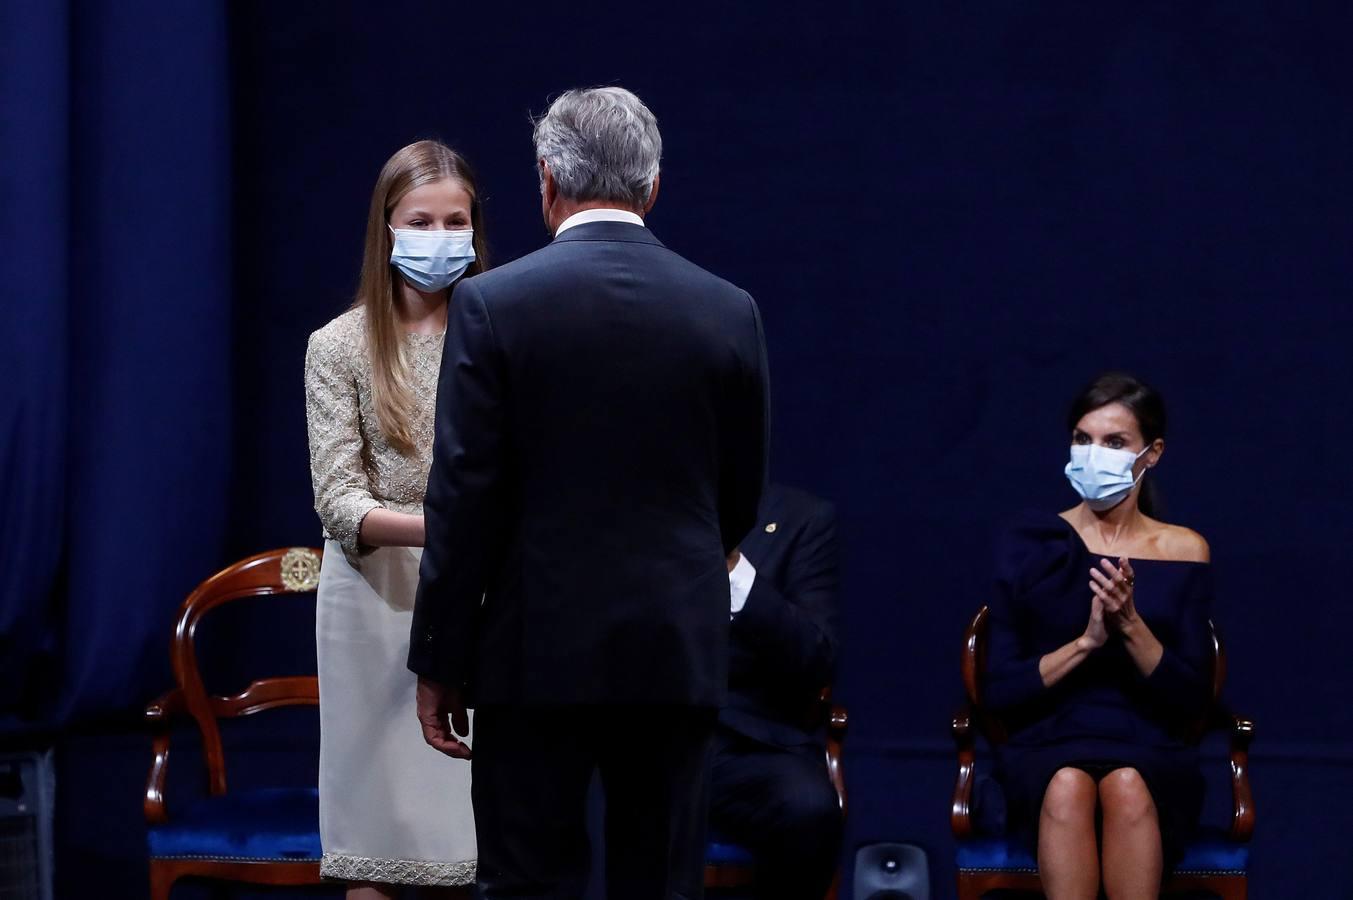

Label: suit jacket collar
[550,220,666,248]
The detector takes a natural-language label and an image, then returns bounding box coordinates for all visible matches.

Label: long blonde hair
[353,140,488,455]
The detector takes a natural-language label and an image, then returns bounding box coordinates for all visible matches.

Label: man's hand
[416,676,471,759]
[726,548,741,573]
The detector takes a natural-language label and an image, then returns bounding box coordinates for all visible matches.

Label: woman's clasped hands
[1082,556,1138,648]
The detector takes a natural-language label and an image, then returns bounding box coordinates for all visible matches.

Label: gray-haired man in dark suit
[408,86,770,900]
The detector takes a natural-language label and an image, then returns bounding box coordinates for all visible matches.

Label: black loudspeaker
[852,842,929,900]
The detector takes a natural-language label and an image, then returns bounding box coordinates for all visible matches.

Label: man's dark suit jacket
[407,221,769,708]
[720,484,840,748]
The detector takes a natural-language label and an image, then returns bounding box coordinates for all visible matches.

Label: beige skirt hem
[321,850,477,886]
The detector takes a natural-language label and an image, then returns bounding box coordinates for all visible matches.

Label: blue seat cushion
[147,787,320,862]
[955,836,1037,873]
[957,826,1247,875]
[705,830,755,867]
[1174,827,1250,875]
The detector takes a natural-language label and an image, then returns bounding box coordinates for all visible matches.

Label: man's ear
[540,160,557,206]
[642,173,660,216]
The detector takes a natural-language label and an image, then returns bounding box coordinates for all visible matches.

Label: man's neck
[550,200,643,234]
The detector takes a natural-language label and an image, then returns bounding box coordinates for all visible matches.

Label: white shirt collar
[554,208,645,236]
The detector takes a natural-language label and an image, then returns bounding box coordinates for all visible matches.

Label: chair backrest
[170,547,323,796]
[961,605,1226,745]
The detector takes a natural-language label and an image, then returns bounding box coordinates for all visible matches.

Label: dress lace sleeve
[304,328,381,554]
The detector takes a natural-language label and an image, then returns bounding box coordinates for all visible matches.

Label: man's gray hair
[533,87,662,209]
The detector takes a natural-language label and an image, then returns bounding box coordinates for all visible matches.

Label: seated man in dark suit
[712,482,844,900]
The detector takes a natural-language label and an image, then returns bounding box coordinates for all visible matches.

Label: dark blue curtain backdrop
[1,1,233,728]
[4,1,1352,897]
[1,0,67,719]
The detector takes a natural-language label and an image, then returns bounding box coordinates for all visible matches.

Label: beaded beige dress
[304,307,475,886]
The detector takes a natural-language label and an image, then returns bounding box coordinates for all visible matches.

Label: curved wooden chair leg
[148,863,176,900]
[954,871,979,900]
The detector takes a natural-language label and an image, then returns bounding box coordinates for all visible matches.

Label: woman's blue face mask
[1065,443,1151,511]
[388,226,475,293]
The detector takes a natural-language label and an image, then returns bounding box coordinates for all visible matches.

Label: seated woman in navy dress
[985,372,1213,900]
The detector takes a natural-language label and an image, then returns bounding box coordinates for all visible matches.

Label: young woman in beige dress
[304,140,487,898]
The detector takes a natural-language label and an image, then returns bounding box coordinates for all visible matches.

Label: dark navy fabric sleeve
[408,278,508,687]
[718,291,769,554]
[982,514,1064,712]
[1140,564,1213,720]
[731,500,839,693]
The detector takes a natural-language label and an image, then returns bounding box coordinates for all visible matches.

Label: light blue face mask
[388,227,475,293]
[1065,443,1151,511]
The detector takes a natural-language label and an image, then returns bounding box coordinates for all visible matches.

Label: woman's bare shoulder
[1152,522,1211,563]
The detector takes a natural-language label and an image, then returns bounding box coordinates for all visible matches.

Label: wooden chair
[950,606,1255,900]
[144,547,325,900]
[704,688,849,900]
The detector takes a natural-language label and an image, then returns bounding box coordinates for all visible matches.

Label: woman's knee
[1099,768,1157,827]
[1040,767,1097,826]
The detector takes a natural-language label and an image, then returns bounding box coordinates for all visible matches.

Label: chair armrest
[951,706,976,839]
[144,689,186,825]
[1227,713,1255,842]
[825,705,848,816]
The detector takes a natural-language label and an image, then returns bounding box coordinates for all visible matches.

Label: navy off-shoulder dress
[984,511,1213,865]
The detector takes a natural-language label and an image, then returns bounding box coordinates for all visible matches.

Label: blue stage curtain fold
[0,0,71,724]
[1,0,234,731]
